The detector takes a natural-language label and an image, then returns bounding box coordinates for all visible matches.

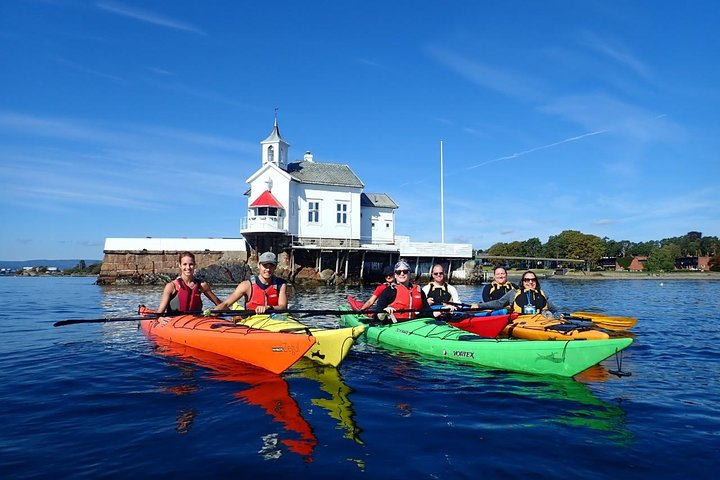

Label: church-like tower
[260,115,290,169]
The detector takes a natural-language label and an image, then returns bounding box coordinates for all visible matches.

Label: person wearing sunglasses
[422,263,460,311]
[471,270,560,318]
[374,260,436,323]
[481,265,518,302]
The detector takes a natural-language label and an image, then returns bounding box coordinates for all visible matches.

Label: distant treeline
[61,260,102,275]
[478,230,720,272]
[10,260,102,275]
[0,259,102,270]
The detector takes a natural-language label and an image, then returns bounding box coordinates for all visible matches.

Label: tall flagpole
[440,139,445,243]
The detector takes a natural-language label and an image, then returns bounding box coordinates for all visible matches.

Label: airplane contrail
[467,129,609,170]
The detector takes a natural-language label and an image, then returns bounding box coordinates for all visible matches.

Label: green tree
[487,242,512,257]
[86,263,102,274]
[543,230,604,267]
[617,256,633,269]
[521,238,543,257]
[628,240,659,257]
[644,245,680,272]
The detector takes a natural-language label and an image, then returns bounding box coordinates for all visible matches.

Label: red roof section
[250,190,284,208]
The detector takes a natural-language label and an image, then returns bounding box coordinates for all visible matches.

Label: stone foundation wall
[98,250,247,285]
[97,249,484,286]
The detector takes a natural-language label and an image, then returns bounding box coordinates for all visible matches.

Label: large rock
[197,262,252,285]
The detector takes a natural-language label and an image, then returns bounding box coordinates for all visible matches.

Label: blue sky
[1,0,718,261]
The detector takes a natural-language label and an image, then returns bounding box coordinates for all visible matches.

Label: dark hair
[493,265,507,274]
[520,270,540,291]
[178,251,196,263]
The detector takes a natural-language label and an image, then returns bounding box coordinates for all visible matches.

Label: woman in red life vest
[157,251,222,314]
[374,260,436,324]
[214,251,288,315]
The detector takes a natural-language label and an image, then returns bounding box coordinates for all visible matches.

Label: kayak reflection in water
[151,338,317,461]
[289,360,364,445]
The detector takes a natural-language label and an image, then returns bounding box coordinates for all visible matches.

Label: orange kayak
[139,308,315,374]
[504,314,610,341]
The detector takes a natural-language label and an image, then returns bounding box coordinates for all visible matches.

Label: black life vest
[426,281,452,304]
[512,288,548,314]
[482,281,518,301]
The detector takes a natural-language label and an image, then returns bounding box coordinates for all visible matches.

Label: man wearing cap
[214,251,287,315]
[374,260,435,323]
[358,265,396,311]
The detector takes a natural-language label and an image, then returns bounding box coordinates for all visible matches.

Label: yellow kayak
[234,312,364,368]
[504,314,610,341]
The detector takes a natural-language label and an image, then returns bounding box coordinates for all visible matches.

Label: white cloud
[96,1,205,35]
[426,46,542,101]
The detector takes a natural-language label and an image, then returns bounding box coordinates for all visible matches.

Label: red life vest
[172,277,203,312]
[388,283,424,320]
[246,276,284,311]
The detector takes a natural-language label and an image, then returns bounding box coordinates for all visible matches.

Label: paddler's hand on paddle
[254,305,272,315]
[380,306,398,324]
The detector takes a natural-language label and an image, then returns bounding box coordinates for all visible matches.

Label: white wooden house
[241,119,398,253]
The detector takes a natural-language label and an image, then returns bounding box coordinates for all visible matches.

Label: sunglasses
[522,277,537,282]
[395,269,409,275]
[432,272,444,276]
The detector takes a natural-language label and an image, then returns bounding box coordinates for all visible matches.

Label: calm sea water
[1,276,718,479]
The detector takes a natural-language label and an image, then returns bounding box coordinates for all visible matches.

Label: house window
[336,203,348,224]
[308,201,319,223]
[267,146,274,163]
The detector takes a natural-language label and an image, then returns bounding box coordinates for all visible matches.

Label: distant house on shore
[628,256,647,271]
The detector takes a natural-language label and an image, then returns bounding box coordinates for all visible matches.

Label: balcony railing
[240,216,287,234]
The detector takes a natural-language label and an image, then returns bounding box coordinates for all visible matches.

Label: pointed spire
[261,110,290,168]
[263,109,284,143]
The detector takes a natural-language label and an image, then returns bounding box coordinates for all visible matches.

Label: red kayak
[347,295,373,317]
[448,311,516,338]
[347,295,511,338]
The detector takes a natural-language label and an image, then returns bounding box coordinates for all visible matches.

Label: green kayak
[338,307,632,377]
